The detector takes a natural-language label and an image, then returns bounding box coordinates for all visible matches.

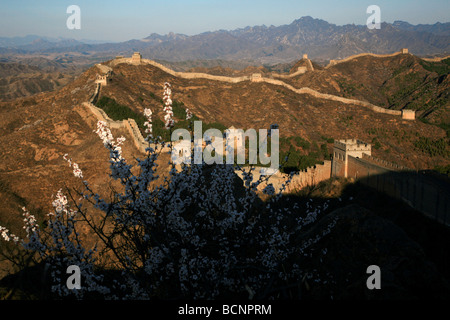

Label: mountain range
[1,17,449,64]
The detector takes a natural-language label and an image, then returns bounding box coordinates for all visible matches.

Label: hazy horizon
[0,0,449,42]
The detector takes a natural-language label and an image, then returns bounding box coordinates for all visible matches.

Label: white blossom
[186,108,193,120]
[63,153,84,179]
[143,108,153,140]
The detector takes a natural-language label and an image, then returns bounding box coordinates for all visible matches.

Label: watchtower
[95,70,112,86]
[250,73,263,82]
[332,139,371,177]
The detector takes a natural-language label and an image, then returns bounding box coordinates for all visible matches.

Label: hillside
[0,51,449,283]
[280,54,450,123]
[0,61,80,101]
[96,54,449,168]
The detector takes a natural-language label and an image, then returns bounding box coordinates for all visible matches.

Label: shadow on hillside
[1,171,450,300]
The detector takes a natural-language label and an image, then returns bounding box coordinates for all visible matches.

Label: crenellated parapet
[332,139,372,178]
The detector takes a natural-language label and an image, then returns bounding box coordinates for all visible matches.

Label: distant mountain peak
[393,20,409,24]
[294,16,315,22]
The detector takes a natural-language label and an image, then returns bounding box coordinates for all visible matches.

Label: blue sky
[0,0,449,42]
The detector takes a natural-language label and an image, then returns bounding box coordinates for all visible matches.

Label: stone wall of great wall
[87,53,409,172]
[248,150,409,195]
[346,154,392,179]
[420,55,450,62]
[247,139,450,226]
[341,149,449,226]
[272,55,314,79]
[239,161,332,194]
[110,57,251,83]
[272,68,307,79]
[358,168,450,227]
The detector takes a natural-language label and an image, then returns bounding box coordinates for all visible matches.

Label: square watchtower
[332,139,371,177]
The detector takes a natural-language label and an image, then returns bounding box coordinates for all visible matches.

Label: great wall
[325,48,410,68]
[103,51,416,120]
[80,51,449,226]
[272,54,315,78]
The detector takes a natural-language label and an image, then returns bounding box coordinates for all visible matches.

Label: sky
[0,0,449,42]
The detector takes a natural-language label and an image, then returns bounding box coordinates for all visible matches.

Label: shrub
[320,144,330,160]
[96,96,146,125]
[171,100,187,119]
[294,136,310,150]
[372,138,381,150]
[96,96,148,134]
[419,59,450,76]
